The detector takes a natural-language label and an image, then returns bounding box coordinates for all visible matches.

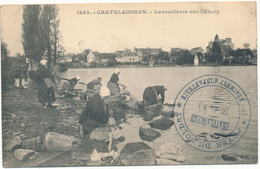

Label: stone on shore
[22,136,44,151]
[28,152,40,160]
[90,127,109,141]
[143,110,159,121]
[119,142,155,165]
[160,105,174,118]
[45,132,72,151]
[149,117,174,130]
[156,143,186,162]
[122,99,138,109]
[124,109,137,118]
[14,149,36,161]
[139,124,161,141]
[4,136,22,151]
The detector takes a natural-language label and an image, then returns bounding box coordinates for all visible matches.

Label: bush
[107,58,117,67]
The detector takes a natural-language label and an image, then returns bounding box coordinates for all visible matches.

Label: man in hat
[79,86,111,138]
[37,59,56,108]
[143,85,167,106]
[107,69,126,95]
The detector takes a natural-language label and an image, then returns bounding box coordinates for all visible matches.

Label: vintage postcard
[1,0,258,168]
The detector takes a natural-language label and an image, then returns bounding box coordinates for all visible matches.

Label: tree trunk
[47,19,51,68]
[54,35,57,66]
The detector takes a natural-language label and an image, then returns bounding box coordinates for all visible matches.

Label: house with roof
[170,48,182,62]
[116,52,141,63]
[133,47,162,62]
[170,48,181,53]
[87,51,95,63]
[206,34,234,62]
[194,54,199,66]
[191,47,205,62]
[115,49,131,58]
[191,47,204,55]
[206,34,234,54]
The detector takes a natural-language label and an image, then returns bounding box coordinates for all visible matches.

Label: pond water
[60,66,256,103]
[60,66,257,164]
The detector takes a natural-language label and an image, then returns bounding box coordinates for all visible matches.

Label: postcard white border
[0,0,259,169]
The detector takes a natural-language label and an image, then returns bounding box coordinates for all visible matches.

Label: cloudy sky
[1,1,257,56]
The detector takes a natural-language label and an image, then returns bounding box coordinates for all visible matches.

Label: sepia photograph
[0,0,258,168]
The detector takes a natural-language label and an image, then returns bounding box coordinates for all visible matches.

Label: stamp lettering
[174,75,250,152]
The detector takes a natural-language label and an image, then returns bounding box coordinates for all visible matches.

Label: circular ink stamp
[173,75,250,152]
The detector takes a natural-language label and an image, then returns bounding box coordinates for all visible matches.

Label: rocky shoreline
[2,84,187,167]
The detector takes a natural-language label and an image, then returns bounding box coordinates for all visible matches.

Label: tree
[142,55,149,62]
[22,5,44,67]
[230,48,253,64]
[1,40,9,58]
[1,40,15,89]
[243,43,250,49]
[212,40,222,63]
[1,40,10,72]
[107,57,117,67]
[40,4,60,67]
[175,49,193,65]
[252,49,257,58]
[22,4,63,72]
[158,51,170,62]
[106,54,117,67]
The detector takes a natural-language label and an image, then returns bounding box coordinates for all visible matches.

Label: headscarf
[114,69,120,74]
[40,59,47,66]
[100,86,110,97]
[76,76,80,81]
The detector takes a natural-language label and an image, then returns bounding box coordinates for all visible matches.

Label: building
[170,48,181,54]
[133,47,162,62]
[83,50,100,63]
[170,48,182,62]
[92,51,100,63]
[194,54,199,66]
[191,47,204,56]
[206,34,235,62]
[116,52,141,63]
[206,34,234,54]
[87,51,95,63]
[115,49,131,58]
[191,47,205,62]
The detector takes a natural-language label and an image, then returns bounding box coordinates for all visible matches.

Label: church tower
[214,34,220,42]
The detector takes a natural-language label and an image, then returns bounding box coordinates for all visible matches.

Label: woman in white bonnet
[37,59,56,108]
[79,86,111,138]
[107,69,126,95]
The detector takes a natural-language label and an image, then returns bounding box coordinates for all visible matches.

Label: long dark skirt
[38,81,55,104]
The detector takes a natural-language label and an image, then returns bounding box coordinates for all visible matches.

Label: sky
[0,1,257,56]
